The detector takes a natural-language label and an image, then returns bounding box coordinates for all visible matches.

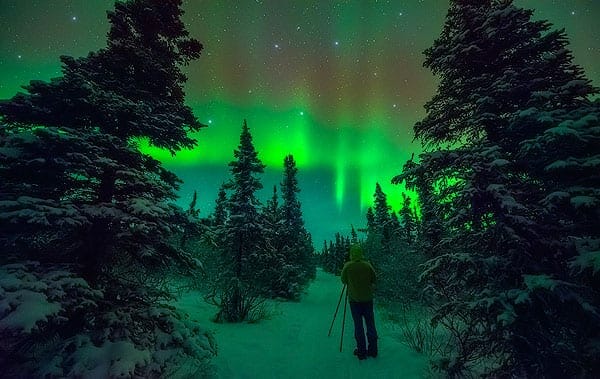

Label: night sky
[1,1,599,244]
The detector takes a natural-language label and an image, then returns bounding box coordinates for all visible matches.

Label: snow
[523,274,558,291]
[175,269,428,379]
[570,196,597,209]
[0,289,61,333]
[571,251,600,274]
[68,337,151,378]
[545,126,578,136]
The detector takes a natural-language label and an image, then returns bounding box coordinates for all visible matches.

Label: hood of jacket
[349,244,364,261]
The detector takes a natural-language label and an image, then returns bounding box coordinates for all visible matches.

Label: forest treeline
[0,0,598,377]
[321,185,423,304]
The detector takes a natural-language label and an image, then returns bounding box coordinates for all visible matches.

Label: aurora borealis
[1,1,599,243]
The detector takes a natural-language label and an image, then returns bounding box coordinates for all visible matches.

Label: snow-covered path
[176,269,427,379]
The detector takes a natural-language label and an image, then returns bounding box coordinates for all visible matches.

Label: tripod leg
[328,284,346,337]
[339,287,348,352]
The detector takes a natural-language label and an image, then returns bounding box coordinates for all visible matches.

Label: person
[341,244,378,360]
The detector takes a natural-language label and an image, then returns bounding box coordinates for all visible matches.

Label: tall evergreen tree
[399,193,417,245]
[217,120,266,321]
[395,0,599,376]
[212,183,228,228]
[258,185,287,297]
[225,120,265,278]
[373,182,392,230]
[366,183,393,262]
[279,154,315,291]
[0,0,215,376]
[366,207,375,231]
[180,190,201,249]
[262,185,282,240]
[350,225,359,244]
[0,0,204,281]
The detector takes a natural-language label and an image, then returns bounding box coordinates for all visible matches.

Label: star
[300,111,304,116]
[571,11,575,15]
[17,55,22,59]
[72,16,77,21]
[334,41,339,46]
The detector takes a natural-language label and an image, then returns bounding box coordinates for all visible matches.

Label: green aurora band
[1,1,598,241]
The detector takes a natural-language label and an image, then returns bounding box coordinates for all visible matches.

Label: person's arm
[341,263,348,284]
[369,262,376,291]
[368,262,376,283]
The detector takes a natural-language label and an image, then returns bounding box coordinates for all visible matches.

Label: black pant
[349,300,378,355]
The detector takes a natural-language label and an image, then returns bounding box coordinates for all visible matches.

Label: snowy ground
[175,269,428,379]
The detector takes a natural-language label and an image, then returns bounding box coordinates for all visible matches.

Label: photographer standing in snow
[341,244,378,360]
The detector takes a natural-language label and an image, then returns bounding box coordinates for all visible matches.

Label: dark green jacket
[341,245,376,302]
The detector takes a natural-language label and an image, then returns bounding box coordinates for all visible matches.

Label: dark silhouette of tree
[395,0,599,376]
[212,183,228,228]
[399,193,417,245]
[350,225,359,244]
[215,120,266,322]
[0,0,214,376]
[279,154,316,293]
[366,207,375,231]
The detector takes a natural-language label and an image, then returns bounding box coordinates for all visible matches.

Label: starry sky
[1,0,599,245]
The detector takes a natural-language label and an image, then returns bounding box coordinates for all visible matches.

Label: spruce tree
[212,183,228,228]
[180,190,201,249]
[366,183,393,264]
[373,182,392,230]
[0,0,215,376]
[218,120,266,321]
[350,225,359,244]
[262,185,282,242]
[396,0,599,376]
[279,154,315,294]
[259,185,286,297]
[400,193,417,245]
[0,0,203,281]
[366,207,375,231]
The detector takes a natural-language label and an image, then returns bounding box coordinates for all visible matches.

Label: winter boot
[353,348,367,360]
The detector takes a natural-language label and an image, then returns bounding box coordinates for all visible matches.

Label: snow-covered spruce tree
[180,190,202,249]
[395,156,444,258]
[262,185,282,244]
[320,240,331,271]
[0,0,216,376]
[212,183,229,229]
[364,184,390,267]
[399,193,417,245]
[365,183,422,303]
[394,0,599,376]
[257,185,288,297]
[350,225,359,244]
[214,120,267,322]
[323,233,349,275]
[278,154,316,297]
[205,182,228,255]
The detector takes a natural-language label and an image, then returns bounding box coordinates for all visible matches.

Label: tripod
[328,284,348,352]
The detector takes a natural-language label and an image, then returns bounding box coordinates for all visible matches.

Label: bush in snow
[0,262,216,377]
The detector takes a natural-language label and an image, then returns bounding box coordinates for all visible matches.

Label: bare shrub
[395,302,451,359]
[204,278,267,323]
